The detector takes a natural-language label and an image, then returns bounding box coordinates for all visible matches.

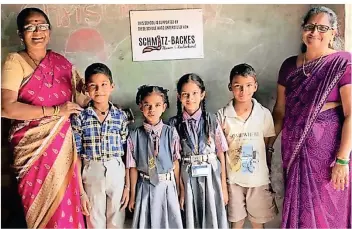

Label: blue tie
[188,118,198,154]
[147,131,159,185]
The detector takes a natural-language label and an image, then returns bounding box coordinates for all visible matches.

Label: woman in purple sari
[269,6,351,228]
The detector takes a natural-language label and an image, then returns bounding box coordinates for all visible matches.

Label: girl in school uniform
[169,73,229,229]
[127,85,183,229]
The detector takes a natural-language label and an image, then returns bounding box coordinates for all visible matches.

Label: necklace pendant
[93,106,109,116]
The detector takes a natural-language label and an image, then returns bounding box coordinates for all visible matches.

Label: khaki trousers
[82,158,125,228]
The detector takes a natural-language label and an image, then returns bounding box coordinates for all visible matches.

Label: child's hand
[222,186,229,206]
[221,117,229,135]
[128,197,135,212]
[80,191,91,216]
[120,187,130,211]
[179,187,185,210]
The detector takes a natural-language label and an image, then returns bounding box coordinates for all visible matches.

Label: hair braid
[176,98,184,139]
[201,99,210,143]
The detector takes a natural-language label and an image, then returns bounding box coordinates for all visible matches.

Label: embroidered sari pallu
[9,51,84,228]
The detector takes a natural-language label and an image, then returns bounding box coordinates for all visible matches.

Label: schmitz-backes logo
[140,35,196,53]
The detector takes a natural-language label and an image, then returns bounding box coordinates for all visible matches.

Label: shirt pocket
[108,125,122,151]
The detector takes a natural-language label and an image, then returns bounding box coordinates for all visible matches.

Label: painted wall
[1,4,345,119]
[1,4,346,227]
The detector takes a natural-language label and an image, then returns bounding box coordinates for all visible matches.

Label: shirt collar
[223,98,259,118]
[85,101,120,117]
[143,120,164,137]
[183,107,202,121]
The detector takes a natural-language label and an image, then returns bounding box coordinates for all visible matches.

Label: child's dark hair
[229,63,257,83]
[135,85,170,108]
[176,73,209,141]
[85,63,113,84]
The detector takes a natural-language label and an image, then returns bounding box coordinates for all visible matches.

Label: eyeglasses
[23,23,50,32]
[302,24,333,33]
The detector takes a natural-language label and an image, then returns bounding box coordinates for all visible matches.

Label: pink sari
[9,51,85,228]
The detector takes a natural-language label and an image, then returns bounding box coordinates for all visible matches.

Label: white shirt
[216,98,275,187]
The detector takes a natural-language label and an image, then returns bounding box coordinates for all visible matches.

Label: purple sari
[281,52,351,228]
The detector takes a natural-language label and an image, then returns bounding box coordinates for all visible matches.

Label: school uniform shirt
[71,101,129,162]
[216,98,275,187]
[182,108,229,155]
[126,120,181,168]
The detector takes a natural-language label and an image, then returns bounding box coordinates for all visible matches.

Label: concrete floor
[2,166,284,229]
[2,191,282,228]
[123,197,283,228]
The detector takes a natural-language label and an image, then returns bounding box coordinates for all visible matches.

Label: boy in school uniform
[71,63,130,228]
[217,63,278,229]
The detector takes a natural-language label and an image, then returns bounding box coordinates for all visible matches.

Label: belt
[181,153,217,164]
[139,171,174,181]
[82,156,122,163]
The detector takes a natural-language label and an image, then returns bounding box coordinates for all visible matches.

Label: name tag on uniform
[191,164,210,177]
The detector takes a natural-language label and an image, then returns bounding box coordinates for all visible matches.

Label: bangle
[53,105,60,116]
[336,158,350,165]
[124,185,130,191]
[337,156,350,161]
[266,146,274,153]
[42,106,47,117]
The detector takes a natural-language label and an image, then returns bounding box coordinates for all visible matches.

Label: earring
[330,39,334,48]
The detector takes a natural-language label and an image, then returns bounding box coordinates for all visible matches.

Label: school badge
[148,156,156,169]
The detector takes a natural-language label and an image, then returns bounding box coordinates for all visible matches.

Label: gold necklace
[26,52,44,67]
[302,52,324,77]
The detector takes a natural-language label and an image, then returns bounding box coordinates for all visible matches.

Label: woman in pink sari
[269,6,351,228]
[1,8,89,228]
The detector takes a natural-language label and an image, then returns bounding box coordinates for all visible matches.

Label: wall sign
[130,9,204,61]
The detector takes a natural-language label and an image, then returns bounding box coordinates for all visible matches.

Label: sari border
[19,73,34,90]
[285,52,347,84]
[17,51,51,102]
[17,117,66,178]
[286,65,348,173]
[286,54,329,82]
[26,128,75,228]
[39,146,77,228]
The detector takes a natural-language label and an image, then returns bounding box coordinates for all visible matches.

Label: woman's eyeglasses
[302,24,333,33]
[23,24,50,32]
